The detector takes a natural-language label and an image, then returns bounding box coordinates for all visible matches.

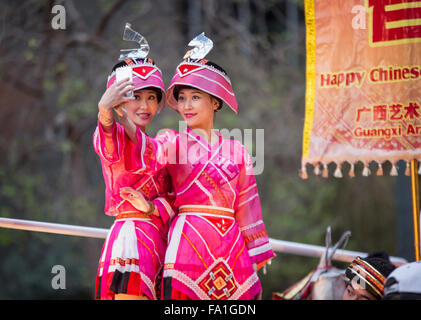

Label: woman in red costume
[93,26,175,300]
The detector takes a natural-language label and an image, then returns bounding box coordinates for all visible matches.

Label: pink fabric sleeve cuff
[95,120,120,163]
[247,241,275,265]
[153,196,176,225]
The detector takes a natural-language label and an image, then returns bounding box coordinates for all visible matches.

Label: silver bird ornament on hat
[119,23,150,60]
[183,32,213,60]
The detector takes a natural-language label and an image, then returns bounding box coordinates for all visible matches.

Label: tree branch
[95,0,128,37]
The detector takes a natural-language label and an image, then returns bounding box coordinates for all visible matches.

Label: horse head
[311,226,351,300]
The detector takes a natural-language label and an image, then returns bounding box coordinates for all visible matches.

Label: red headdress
[166,33,238,114]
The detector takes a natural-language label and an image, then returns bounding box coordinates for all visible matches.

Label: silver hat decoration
[118,23,150,60]
[183,32,213,60]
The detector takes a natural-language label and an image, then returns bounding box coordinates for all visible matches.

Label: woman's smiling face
[177,87,219,130]
[125,88,159,129]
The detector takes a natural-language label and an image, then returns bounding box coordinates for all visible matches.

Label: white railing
[0,217,408,266]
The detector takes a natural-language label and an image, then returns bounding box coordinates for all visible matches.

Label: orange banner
[302,0,421,178]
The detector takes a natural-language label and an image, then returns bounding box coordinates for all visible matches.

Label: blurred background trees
[0,0,414,299]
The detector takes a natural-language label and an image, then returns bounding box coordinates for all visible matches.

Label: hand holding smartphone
[115,66,134,98]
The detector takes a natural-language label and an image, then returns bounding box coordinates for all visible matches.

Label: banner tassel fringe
[405,161,410,176]
[362,164,371,177]
[376,162,383,176]
[390,163,398,176]
[314,163,321,176]
[334,164,343,178]
[322,164,328,178]
[299,160,421,179]
[300,166,308,180]
[349,163,355,178]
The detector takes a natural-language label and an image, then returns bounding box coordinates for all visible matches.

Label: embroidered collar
[184,127,223,150]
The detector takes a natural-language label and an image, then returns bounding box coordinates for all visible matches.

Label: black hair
[142,87,162,103]
[173,85,223,112]
[364,251,396,278]
[364,256,396,278]
[366,251,391,261]
[204,60,228,77]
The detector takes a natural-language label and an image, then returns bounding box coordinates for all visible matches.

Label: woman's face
[342,282,377,300]
[177,87,219,130]
[125,89,159,129]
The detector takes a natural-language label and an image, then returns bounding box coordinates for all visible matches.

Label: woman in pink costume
[93,44,176,299]
[125,35,274,300]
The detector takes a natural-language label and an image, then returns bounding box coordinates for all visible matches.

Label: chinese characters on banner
[301,0,421,178]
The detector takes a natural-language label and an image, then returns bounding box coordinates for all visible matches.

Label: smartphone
[115,66,133,98]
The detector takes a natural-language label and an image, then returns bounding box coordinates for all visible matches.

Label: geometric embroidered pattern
[198,261,237,300]
[203,216,235,237]
[100,257,139,268]
[132,66,156,80]
[243,230,268,243]
[177,64,204,77]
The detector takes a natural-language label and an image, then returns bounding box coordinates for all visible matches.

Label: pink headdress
[166,33,238,114]
[106,23,166,111]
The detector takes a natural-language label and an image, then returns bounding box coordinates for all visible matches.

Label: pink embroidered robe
[93,121,175,300]
[129,126,274,300]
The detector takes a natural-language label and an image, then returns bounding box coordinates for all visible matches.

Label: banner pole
[410,159,421,261]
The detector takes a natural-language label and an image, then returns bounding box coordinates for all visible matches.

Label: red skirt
[95,217,166,300]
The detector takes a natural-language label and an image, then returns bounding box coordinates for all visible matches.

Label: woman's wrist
[98,102,113,113]
[145,200,156,215]
[98,108,114,127]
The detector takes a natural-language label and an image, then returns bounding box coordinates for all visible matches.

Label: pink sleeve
[93,121,123,163]
[126,128,177,173]
[153,193,177,225]
[235,145,275,267]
